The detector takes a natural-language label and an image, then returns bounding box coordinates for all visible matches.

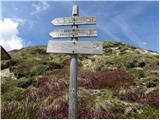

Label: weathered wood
[47,40,103,54]
[49,28,97,38]
[52,16,96,26]
[47,4,103,119]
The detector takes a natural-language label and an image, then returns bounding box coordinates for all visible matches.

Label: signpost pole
[69,5,78,119]
[47,4,101,119]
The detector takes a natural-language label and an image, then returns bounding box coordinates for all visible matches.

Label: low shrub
[28,76,68,99]
[149,63,159,71]
[11,63,34,78]
[109,104,125,119]
[80,70,134,90]
[140,105,159,119]
[2,77,24,102]
[22,76,68,103]
[2,100,39,119]
[36,100,68,119]
[78,107,114,119]
[127,60,146,68]
[1,102,20,119]
[23,89,40,102]
[2,89,24,102]
[146,89,159,108]
[36,107,53,119]
[96,110,114,119]
[32,64,49,76]
[128,68,145,79]
[126,91,141,102]
[78,108,94,119]
[37,77,61,98]
[17,79,33,88]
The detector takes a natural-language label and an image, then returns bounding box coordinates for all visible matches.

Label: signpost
[52,16,96,26]
[47,41,103,54]
[47,5,103,119]
[49,28,97,38]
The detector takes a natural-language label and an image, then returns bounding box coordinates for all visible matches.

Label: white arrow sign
[50,28,97,38]
[52,16,96,26]
[47,40,103,54]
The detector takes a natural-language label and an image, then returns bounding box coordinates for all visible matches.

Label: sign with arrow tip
[49,28,97,38]
[47,5,103,119]
[52,16,96,26]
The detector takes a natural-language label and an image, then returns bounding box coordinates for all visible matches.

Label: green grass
[91,88,112,101]
[1,77,24,102]
[132,105,159,119]
[128,68,145,79]
[1,41,158,119]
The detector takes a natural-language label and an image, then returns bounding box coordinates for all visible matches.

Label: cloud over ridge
[0,18,24,51]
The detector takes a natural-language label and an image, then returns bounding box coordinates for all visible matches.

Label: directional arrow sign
[52,16,96,26]
[47,40,103,54]
[50,28,97,38]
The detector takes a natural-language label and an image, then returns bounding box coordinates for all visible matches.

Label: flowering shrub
[45,68,69,80]
[149,64,159,71]
[23,90,39,102]
[36,107,53,119]
[78,108,113,119]
[146,89,159,108]
[23,76,68,104]
[126,91,140,101]
[36,76,68,98]
[36,100,68,119]
[97,111,114,119]
[1,102,19,118]
[2,100,39,119]
[78,108,94,119]
[80,70,134,89]
[55,101,68,118]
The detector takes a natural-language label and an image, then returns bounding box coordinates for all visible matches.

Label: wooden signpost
[47,41,103,54]
[52,16,96,26]
[49,28,97,38]
[47,5,103,119]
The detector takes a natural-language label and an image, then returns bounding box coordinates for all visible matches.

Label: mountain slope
[1,41,159,119]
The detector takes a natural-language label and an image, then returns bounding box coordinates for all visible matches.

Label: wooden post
[69,5,79,119]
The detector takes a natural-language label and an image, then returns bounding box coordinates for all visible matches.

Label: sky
[0,0,159,51]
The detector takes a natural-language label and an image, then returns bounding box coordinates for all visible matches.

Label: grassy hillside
[1,41,159,119]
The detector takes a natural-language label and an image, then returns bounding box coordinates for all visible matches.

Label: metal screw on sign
[47,5,103,119]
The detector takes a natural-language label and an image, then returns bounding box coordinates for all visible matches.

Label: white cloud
[31,1,50,15]
[14,18,25,26]
[0,18,24,51]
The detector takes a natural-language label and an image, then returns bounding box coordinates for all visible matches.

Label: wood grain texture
[47,40,103,54]
[52,16,96,26]
[49,28,97,38]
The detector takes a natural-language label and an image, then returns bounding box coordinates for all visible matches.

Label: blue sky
[0,1,159,51]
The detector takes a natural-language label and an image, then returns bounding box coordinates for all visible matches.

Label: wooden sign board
[47,40,103,54]
[52,16,96,26]
[50,28,97,38]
